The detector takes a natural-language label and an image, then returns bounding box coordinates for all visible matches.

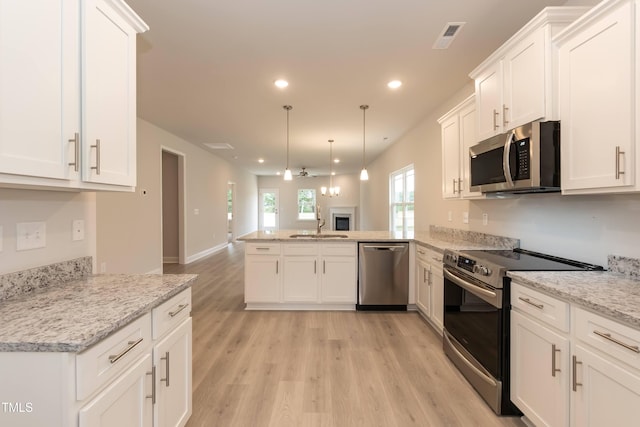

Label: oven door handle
[502,132,515,188]
[444,269,501,307]
[443,331,497,388]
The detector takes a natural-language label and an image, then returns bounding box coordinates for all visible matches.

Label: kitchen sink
[289,234,349,239]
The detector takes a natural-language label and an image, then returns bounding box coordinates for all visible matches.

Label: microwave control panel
[513,139,530,179]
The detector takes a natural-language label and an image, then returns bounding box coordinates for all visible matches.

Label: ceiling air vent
[204,142,234,150]
[432,22,466,50]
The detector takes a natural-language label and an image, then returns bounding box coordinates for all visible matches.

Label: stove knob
[479,266,491,276]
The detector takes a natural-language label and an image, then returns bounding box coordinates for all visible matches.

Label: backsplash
[608,255,640,279]
[0,257,92,302]
[429,225,520,248]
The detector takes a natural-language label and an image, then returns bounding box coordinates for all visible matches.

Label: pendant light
[283,105,293,181]
[360,105,369,181]
[321,140,340,197]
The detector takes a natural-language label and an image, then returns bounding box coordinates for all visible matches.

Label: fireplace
[329,207,356,231]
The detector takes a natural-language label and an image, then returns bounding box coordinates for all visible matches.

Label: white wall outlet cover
[482,213,489,226]
[463,212,469,224]
[72,219,85,241]
[16,222,46,251]
[447,211,453,222]
[194,208,199,215]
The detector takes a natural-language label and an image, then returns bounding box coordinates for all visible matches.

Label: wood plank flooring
[164,242,525,427]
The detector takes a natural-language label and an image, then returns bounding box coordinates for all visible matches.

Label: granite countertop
[508,270,640,330]
[238,228,519,254]
[0,274,197,353]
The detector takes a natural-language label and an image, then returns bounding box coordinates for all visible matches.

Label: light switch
[447,211,453,222]
[194,208,199,215]
[482,213,489,226]
[463,212,469,224]
[16,222,46,251]
[72,219,85,241]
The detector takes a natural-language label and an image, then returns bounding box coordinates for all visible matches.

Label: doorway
[161,148,186,268]
[227,182,235,243]
[258,188,279,231]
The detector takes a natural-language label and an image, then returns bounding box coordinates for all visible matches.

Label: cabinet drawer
[575,307,640,372]
[511,283,569,332]
[283,243,319,256]
[416,245,442,264]
[76,312,151,400]
[321,242,356,256]
[246,243,281,255]
[152,288,192,340]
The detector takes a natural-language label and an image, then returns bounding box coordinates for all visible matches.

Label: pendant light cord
[360,105,369,168]
[284,105,292,170]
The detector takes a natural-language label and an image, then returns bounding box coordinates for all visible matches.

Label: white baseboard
[146,267,163,274]
[163,256,179,264]
[186,242,228,264]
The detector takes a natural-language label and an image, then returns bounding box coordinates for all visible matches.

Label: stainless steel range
[442,248,602,415]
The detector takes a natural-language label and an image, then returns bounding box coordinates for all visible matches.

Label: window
[297,189,316,220]
[390,165,414,234]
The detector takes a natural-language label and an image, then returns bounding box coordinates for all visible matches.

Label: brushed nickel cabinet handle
[457,178,463,193]
[551,344,561,377]
[493,109,500,130]
[323,260,326,274]
[615,146,625,180]
[572,355,582,392]
[91,139,101,175]
[68,132,79,171]
[518,297,544,310]
[146,365,156,404]
[593,330,640,353]
[423,267,427,283]
[452,178,457,194]
[314,260,317,274]
[417,249,426,255]
[168,303,189,317]
[108,337,143,364]
[503,104,509,127]
[160,351,170,387]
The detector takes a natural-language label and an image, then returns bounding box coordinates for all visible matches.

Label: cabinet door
[244,255,280,303]
[458,101,483,199]
[415,259,431,317]
[429,262,444,333]
[0,0,79,180]
[79,353,153,427]
[321,256,356,303]
[154,318,192,427]
[511,311,569,427]
[83,0,138,186]
[475,62,502,140]
[283,256,318,302]
[441,114,461,199]
[572,344,640,427]
[502,27,546,130]
[559,1,634,192]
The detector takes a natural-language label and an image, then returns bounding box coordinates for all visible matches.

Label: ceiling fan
[296,167,316,178]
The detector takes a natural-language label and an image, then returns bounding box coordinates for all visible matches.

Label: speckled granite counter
[0,273,197,352]
[507,270,640,331]
[238,225,520,253]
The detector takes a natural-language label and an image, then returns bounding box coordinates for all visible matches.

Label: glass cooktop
[459,248,604,272]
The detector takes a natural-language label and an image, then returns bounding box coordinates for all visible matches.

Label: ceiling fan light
[360,168,369,181]
[284,168,293,181]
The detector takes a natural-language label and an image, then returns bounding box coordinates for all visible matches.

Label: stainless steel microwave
[469,121,561,194]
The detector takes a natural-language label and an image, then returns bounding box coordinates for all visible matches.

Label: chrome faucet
[316,204,325,234]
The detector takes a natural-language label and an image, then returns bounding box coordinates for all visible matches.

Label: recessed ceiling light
[334,158,340,164]
[331,171,336,176]
[274,79,289,88]
[388,80,402,89]
[276,171,281,176]
[258,158,264,163]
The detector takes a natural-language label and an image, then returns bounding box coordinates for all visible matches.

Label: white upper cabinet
[470,7,589,141]
[0,0,147,191]
[556,0,637,194]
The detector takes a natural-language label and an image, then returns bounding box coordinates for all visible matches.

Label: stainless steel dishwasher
[357,242,409,310]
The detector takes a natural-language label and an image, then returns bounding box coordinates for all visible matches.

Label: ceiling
[128,0,571,176]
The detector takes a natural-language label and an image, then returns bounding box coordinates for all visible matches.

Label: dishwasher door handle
[362,245,405,251]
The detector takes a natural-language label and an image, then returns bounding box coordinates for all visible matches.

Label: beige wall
[96,119,258,273]
[258,174,360,230]
[0,189,95,274]
[162,151,179,261]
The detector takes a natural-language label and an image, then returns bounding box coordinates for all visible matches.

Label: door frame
[227,181,236,242]
[160,146,186,266]
[259,188,279,231]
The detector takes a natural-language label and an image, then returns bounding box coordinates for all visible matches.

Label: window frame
[389,164,415,234]
[297,188,317,221]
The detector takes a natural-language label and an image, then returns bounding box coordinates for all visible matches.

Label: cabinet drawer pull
[161,351,170,387]
[323,260,326,274]
[91,139,101,175]
[314,260,317,274]
[452,178,457,194]
[146,365,156,404]
[108,337,143,364]
[256,247,270,251]
[168,303,189,317]
[276,260,279,274]
[417,249,425,255]
[423,267,428,283]
[518,297,544,310]
[615,146,625,180]
[68,132,79,171]
[551,344,561,377]
[572,355,582,391]
[493,109,499,130]
[593,330,640,353]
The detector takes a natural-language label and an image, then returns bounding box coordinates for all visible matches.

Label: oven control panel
[444,251,493,277]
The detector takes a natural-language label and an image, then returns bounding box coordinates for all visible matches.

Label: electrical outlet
[462,212,469,224]
[448,211,453,222]
[194,208,199,215]
[482,213,489,226]
[16,222,46,251]
[72,219,85,241]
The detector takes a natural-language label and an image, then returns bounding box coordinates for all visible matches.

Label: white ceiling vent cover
[432,22,466,50]
[204,142,234,150]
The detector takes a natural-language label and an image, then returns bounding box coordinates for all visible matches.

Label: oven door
[443,267,503,378]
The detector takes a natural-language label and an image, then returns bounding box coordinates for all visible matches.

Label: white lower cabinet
[244,243,281,303]
[414,245,443,333]
[511,282,640,426]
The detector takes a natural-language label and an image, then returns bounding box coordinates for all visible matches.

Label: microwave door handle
[502,132,515,187]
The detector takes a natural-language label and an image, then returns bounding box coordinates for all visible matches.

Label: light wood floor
[164,242,525,427]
